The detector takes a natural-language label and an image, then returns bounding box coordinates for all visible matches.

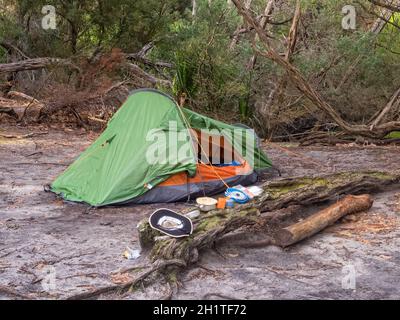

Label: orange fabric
[159,161,253,187]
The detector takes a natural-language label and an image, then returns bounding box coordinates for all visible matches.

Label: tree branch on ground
[125,42,173,69]
[0,57,81,75]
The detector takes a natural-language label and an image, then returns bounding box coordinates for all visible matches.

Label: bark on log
[139,170,400,264]
[7,91,42,105]
[254,171,399,212]
[123,62,171,87]
[275,194,373,247]
[0,57,80,74]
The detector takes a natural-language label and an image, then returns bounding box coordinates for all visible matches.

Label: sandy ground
[1,125,400,300]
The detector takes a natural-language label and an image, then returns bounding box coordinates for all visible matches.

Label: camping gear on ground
[196,197,218,212]
[225,186,251,204]
[225,185,263,204]
[226,198,235,208]
[217,197,227,209]
[50,89,272,206]
[149,208,193,238]
[184,209,200,219]
[123,246,141,260]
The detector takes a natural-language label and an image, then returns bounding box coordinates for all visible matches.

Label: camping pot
[196,197,218,212]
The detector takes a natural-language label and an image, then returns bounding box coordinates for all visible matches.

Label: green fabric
[51,90,197,206]
[182,108,272,170]
[51,89,272,206]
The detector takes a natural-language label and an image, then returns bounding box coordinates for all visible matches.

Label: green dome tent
[50,89,272,206]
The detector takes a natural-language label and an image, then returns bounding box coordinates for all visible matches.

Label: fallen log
[123,62,171,87]
[253,171,399,212]
[89,170,394,299]
[139,171,400,263]
[275,194,373,247]
[0,57,80,74]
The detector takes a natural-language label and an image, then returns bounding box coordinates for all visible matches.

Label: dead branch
[247,0,275,69]
[370,86,400,129]
[255,171,399,212]
[125,42,173,69]
[7,91,43,106]
[230,0,254,50]
[124,62,171,87]
[0,41,30,59]
[0,57,81,74]
[125,55,173,69]
[87,116,107,124]
[358,1,400,30]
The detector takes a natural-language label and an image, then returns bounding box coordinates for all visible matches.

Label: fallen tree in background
[0,57,81,75]
[231,0,400,139]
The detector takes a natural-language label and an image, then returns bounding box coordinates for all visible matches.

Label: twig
[24,151,43,157]
[87,116,107,123]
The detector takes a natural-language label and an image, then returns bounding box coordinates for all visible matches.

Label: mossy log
[139,208,260,262]
[252,171,400,212]
[139,170,400,265]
